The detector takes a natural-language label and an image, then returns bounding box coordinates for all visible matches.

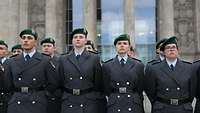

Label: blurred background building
[0,0,199,63]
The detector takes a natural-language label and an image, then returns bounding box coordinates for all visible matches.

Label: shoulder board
[9,54,19,58]
[42,53,51,57]
[193,59,200,63]
[181,60,192,64]
[131,57,141,62]
[151,60,161,65]
[87,50,98,54]
[147,59,157,64]
[104,58,113,63]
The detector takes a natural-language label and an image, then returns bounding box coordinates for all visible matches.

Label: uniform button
[32,78,36,81]
[128,108,132,111]
[69,105,73,108]
[117,95,120,98]
[1,92,4,95]
[177,87,180,90]
[126,82,130,85]
[18,78,22,81]
[0,102,3,106]
[166,88,169,91]
[69,77,73,80]
[80,77,83,80]
[17,101,21,105]
[117,109,121,112]
[32,101,36,104]
[127,95,131,98]
[80,104,83,107]
[116,83,120,85]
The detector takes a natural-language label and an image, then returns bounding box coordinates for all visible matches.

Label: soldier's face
[164,44,179,60]
[116,40,130,55]
[41,43,56,56]
[72,34,87,49]
[12,49,23,56]
[20,35,37,51]
[0,45,8,57]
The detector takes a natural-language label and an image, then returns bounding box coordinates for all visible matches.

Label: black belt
[63,87,94,95]
[14,86,45,93]
[112,87,135,94]
[157,97,190,105]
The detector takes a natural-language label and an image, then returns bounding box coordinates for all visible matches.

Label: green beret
[156,38,167,49]
[114,34,130,46]
[19,28,38,39]
[71,28,88,38]
[40,37,55,46]
[160,36,177,51]
[11,44,22,51]
[0,40,8,48]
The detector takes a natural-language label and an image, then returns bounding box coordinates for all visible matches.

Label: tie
[170,64,174,71]
[120,58,125,66]
[25,54,31,61]
[76,54,81,60]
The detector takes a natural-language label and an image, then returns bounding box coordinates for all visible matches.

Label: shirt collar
[166,58,177,67]
[118,54,128,63]
[23,49,36,58]
[74,48,84,56]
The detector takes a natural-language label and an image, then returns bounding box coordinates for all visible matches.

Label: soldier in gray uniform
[102,34,144,113]
[4,28,56,113]
[0,60,7,113]
[145,36,196,113]
[40,37,61,113]
[57,28,106,113]
[147,38,167,65]
[0,40,9,113]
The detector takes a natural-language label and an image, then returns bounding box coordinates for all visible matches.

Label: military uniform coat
[4,52,56,113]
[58,50,106,113]
[0,62,7,113]
[145,59,196,113]
[102,56,144,113]
[47,55,62,113]
[192,60,200,113]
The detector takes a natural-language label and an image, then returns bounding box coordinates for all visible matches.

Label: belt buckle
[21,87,29,93]
[119,87,126,93]
[73,89,80,95]
[170,99,179,105]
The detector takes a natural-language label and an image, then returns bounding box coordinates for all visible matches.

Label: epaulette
[60,52,69,56]
[87,50,98,54]
[151,60,161,65]
[104,58,113,63]
[181,60,192,64]
[42,53,51,57]
[9,54,19,58]
[193,59,200,64]
[131,57,141,62]
[147,59,158,64]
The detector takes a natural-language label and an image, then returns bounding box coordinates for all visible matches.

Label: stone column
[157,0,174,40]
[19,0,29,33]
[0,0,20,49]
[45,0,65,53]
[124,0,135,48]
[83,0,97,47]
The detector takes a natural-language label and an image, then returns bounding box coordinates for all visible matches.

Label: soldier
[144,36,195,113]
[102,34,144,113]
[57,28,106,113]
[127,46,135,58]
[0,58,6,113]
[147,38,167,65]
[4,28,56,113]
[85,40,98,53]
[11,44,23,56]
[40,37,61,113]
[0,40,9,64]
